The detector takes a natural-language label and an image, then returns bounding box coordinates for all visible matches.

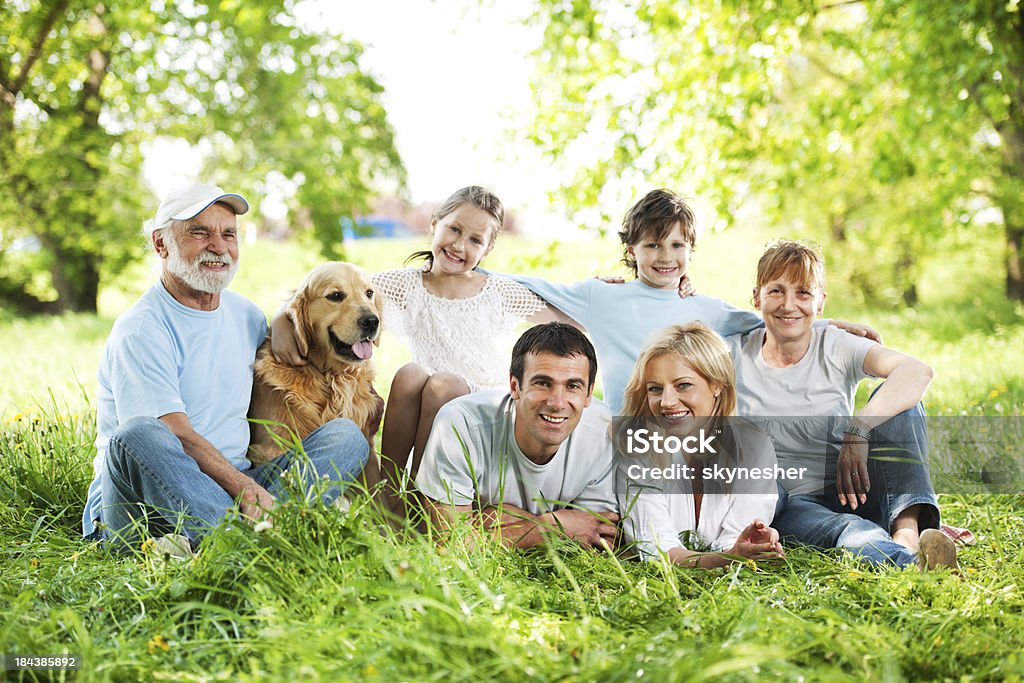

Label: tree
[0,0,404,313]
[526,0,1022,303]
[870,0,1024,301]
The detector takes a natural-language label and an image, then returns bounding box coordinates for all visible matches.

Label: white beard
[164,234,239,294]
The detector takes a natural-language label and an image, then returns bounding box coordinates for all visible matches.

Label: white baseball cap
[151,183,249,232]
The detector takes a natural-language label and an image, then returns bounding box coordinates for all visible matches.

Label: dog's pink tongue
[352,340,374,360]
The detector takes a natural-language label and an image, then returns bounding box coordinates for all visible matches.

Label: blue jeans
[773,403,939,568]
[98,416,369,549]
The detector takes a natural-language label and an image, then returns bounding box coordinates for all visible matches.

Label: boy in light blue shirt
[504,189,875,413]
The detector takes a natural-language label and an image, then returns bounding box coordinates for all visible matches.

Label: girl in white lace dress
[273,186,568,495]
[375,186,575,488]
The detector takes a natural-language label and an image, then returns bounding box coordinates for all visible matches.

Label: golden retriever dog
[248,262,385,488]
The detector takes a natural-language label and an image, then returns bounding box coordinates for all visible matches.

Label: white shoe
[152,534,194,560]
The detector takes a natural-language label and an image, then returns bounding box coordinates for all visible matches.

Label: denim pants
[98,415,369,549]
[772,403,940,568]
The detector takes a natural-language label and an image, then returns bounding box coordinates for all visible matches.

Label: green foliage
[0,0,404,313]
[526,0,1024,304]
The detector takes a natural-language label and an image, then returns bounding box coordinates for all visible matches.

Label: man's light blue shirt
[83,282,267,536]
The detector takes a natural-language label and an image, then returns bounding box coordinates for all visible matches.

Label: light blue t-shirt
[82,282,268,536]
[505,275,763,414]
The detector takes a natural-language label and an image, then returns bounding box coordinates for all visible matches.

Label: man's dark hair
[510,323,598,388]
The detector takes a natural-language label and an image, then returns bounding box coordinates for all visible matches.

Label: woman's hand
[731,519,784,560]
[830,319,883,344]
[836,434,870,509]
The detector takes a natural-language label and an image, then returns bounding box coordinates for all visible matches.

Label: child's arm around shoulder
[827,319,883,344]
[527,302,585,329]
[486,270,590,331]
[677,279,882,343]
[704,295,765,337]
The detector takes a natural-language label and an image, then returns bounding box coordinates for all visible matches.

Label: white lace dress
[373,268,548,392]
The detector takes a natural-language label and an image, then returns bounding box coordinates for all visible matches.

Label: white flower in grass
[254,519,273,534]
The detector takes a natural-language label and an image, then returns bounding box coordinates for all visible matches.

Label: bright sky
[144,1,573,233]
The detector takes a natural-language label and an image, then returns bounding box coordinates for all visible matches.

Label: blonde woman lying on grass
[618,323,784,568]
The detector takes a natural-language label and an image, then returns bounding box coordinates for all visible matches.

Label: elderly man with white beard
[83,184,368,552]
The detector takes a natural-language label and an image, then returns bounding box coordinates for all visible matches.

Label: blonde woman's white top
[619,421,779,559]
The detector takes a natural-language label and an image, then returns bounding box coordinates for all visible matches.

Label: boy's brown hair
[618,189,697,276]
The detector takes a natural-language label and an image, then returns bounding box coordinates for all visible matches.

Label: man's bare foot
[891,504,925,553]
[892,528,921,554]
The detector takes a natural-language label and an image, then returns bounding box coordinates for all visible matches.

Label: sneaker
[918,528,959,571]
[152,534,194,560]
[940,523,976,546]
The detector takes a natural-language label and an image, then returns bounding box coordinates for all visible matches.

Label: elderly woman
[726,240,956,569]
[618,322,783,568]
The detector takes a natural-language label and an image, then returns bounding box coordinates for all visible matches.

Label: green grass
[2,408,1022,681]
[1,227,1023,680]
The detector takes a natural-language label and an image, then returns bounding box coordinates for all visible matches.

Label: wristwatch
[844,423,872,440]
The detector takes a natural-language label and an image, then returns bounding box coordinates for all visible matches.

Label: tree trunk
[36,235,101,314]
[48,258,75,315]
[896,239,919,307]
[1007,218,1024,302]
[44,3,108,315]
[992,78,1024,301]
[829,212,847,242]
[996,149,1024,300]
[49,252,100,313]
[901,282,919,307]
[77,259,100,312]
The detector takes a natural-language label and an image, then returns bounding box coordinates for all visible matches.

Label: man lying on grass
[416,323,620,548]
[82,183,368,553]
